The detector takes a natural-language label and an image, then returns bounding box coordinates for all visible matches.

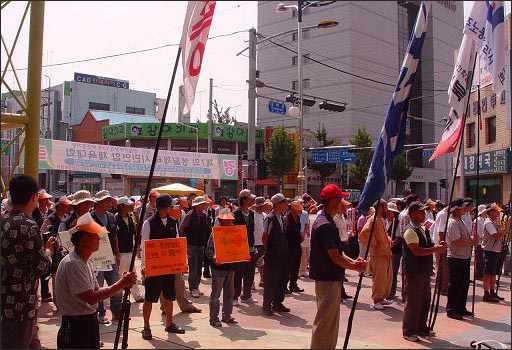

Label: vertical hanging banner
[181,1,216,114]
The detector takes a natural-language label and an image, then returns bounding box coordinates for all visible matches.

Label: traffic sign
[422,149,434,158]
[311,149,356,164]
[268,101,287,115]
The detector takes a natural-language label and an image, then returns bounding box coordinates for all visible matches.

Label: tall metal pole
[247,28,257,193]
[207,78,213,195]
[44,75,51,191]
[297,0,305,196]
[24,1,45,181]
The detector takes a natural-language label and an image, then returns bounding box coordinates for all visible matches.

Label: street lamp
[176,122,199,153]
[276,0,338,195]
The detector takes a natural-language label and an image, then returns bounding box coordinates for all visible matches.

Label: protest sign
[212,225,250,264]
[144,237,188,277]
[59,230,115,268]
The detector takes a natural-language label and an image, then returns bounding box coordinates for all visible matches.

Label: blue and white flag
[358,2,431,215]
[464,1,505,94]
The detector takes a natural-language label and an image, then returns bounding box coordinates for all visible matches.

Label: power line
[263,36,449,93]
[2,30,248,73]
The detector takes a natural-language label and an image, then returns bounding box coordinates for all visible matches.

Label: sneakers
[165,323,185,334]
[233,298,240,306]
[289,286,304,293]
[141,328,152,340]
[241,296,256,304]
[371,303,385,310]
[191,289,200,298]
[210,319,222,328]
[381,299,393,306]
[98,315,110,324]
[403,335,420,342]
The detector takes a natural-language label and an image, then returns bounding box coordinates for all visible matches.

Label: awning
[152,183,204,196]
[256,179,279,186]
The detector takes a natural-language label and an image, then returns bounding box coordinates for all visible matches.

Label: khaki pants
[299,246,310,276]
[311,280,341,349]
[369,256,392,303]
[160,273,195,312]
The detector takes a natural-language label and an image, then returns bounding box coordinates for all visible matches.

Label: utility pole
[247,28,257,193]
[206,78,213,196]
[296,0,305,196]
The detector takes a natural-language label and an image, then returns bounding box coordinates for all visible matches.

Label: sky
[1,1,510,124]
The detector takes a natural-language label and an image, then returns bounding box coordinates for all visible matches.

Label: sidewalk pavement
[38,262,511,349]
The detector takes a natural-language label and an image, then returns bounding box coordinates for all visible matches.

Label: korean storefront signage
[102,122,265,144]
[74,72,129,89]
[33,139,238,180]
[463,148,511,175]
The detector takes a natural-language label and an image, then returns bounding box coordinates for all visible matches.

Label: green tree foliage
[265,126,297,190]
[208,99,236,125]
[309,124,337,188]
[347,126,373,190]
[391,154,413,185]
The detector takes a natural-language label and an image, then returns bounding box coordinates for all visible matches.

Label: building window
[126,106,145,115]
[292,78,311,90]
[485,116,496,144]
[89,102,109,111]
[291,54,310,66]
[466,122,475,148]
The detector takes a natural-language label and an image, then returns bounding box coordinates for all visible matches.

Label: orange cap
[72,212,108,235]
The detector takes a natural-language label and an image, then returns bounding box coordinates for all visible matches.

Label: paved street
[38,263,511,349]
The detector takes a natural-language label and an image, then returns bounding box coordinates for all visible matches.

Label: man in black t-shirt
[309,184,367,350]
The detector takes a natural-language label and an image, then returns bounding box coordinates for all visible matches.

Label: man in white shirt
[431,205,449,295]
[253,197,267,287]
[334,198,353,300]
[475,205,487,280]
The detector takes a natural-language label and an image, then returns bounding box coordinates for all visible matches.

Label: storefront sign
[74,72,129,89]
[144,237,188,277]
[463,148,511,175]
[212,225,250,264]
[33,139,239,180]
[102,122,265,144]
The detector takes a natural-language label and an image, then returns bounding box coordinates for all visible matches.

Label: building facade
[257,1,464,201]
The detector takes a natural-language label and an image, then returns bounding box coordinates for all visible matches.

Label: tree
[208,99,236,125]
[391,154,413,195]
[309,124,338,188]
[265,126,297,191]
[347,126,373,190]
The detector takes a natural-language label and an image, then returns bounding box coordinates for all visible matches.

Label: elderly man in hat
[55,213,136,349]
[32,189,53,229]
[482,203,510,302]
[253,197,268,287]
[402,202,446,342]
[135,190,160,222]
[262,193,290,316]
[446,198,478,320]
[141,194,186,340]
[360,199,393,310]
[60,190,96,232]
[180,195,211,297]
[309,184,367,349]
[284,198,305,294]
[91,190,122,324]
[1,175,54,349]
[115,197,144,302]
[232,189,257,304]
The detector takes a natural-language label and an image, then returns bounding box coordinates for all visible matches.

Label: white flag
[464,1,506,93]
[180,1,216,114]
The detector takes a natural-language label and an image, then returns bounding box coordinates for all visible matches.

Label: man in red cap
[310,184,367,349]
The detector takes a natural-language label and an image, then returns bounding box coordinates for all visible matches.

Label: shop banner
[144,237,188,277]
[102,122,265,144]
[59,230,115,268]
[463,148,511,175]
[212,225,250,264]
[35,138,238,180]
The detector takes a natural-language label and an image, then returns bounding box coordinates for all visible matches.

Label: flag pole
[471,61,482,317]
[343,199,381,350]
[113,46,182,350]
[428,53,478,331]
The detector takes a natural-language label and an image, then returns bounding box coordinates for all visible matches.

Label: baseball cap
[254,197,266,207]
[218,208,235,220]
[408,201,428,213]
[38,189,52,200]
[320,184,349,202]
[70,212,108,236]
[239,189,256,200]
[117,196,134,206]
[271,193,287,205]
[450,198,466,212]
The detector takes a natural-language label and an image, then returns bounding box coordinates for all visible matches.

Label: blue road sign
[268,101,287,115]
[311,149,356,164]
[422,149,434,158]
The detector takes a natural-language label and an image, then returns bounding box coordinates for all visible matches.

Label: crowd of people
[1,175,510,349]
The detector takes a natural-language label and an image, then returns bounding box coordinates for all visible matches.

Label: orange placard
[212,225,250,264]
[144,237,188,277]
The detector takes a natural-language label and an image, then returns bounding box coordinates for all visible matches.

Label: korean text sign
[59,231,115,268]
[144,237,188,277]
[212,225,250,264]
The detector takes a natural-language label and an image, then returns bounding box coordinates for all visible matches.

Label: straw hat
[192,196,208,207]
[94,190,113,202]
[387,202,400,213]
[71,190,95,206]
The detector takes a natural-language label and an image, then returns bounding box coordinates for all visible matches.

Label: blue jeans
[209,268,235,322]
[187,245,204,291]
[97,264,122,317]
